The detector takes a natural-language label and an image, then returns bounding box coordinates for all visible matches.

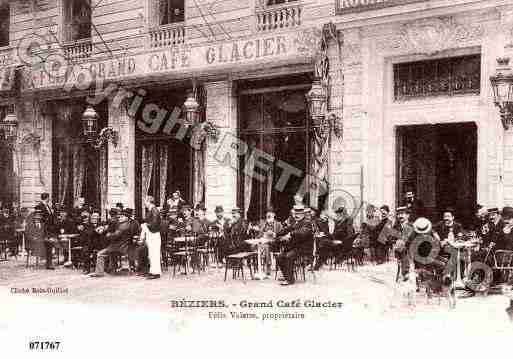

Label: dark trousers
[277,249,298,284]
[135,245,149,273]
[44,240,53,268]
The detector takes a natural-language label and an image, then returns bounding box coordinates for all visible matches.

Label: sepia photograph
[0,0,512,357]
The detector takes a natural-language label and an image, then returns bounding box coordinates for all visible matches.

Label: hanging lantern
[306,79,327,126]
[490,57,513,130]
[81,106,99,140]
[0,112,18,141]
[183,91,200,126]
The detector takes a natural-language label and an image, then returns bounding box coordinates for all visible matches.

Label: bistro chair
[494,250,513,284]
[224,251,257,283]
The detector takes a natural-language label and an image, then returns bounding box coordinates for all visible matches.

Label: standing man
[391,206,415,280]
[210,205,230,265]
[405,191,425,221]
[142,196,161,280]
[34,193,56,270]
[276,205,314,286]
[487,207,504,249]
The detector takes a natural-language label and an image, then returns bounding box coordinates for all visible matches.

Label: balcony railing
[63,38,93,61]
[149,23,186,49]
[256,2,302,32]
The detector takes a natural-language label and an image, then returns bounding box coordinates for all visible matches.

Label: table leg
[64,239,73,267]
[254,244,266,280]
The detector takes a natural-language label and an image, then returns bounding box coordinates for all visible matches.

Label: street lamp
[81,106,118,148]
[183,91,200,126]
[306,79,327,126]
[82,105,98,140]
[490,57,513,130]
[0,112,18,143]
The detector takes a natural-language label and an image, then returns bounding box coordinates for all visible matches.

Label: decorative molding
[376,17,484,55]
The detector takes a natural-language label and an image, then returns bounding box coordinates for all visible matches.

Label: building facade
[0,0,511,225]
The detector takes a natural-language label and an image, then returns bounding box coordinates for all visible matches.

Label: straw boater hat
[396,206,409,214]
[488,207,499,214]
[293,204,305,213]
[413,217,432,234]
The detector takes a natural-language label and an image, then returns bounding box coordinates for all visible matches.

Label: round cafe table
[58,233,80,267]
[245,237,273,280]
[448,240,478,291]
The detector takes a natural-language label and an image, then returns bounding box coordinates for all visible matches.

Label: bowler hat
[413,217,432,234]
[214,205,224,213]
[502,207,513,219]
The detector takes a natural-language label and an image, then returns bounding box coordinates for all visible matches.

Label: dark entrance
[396,122,477,227]
[237,74,314,222]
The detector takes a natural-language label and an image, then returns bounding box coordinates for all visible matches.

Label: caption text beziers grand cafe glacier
[1,0,512,225]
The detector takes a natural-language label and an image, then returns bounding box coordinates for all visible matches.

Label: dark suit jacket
[433,221,464,241]
[105,220,133,253]
[226,219,248,247]
[34,201,56,234]
[278,218,314,254]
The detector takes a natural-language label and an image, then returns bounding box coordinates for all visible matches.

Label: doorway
[396,122,477,227]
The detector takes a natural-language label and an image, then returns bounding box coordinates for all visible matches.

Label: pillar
[203,80,238,218]
[107,99,136,210]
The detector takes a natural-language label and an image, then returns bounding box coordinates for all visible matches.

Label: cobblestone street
[2,257,512,357]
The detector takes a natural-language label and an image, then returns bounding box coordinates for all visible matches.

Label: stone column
[203,80,238,218]
[18,100,52,209]
[107,99,135,210]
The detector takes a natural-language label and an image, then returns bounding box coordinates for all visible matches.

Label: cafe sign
[21,28,321,91]
[336,0,426,14]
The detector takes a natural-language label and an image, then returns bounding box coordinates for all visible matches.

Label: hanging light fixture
[183,91,200,126]
[81,105,99,140]
[306,79,328,126]
[490,57,513,130]
[81,106,118,148]
[0,111,18,142]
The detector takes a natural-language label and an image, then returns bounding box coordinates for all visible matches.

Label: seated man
[225,207,250,255]
[276,205,314,285]
[81,209,105,274]
[89,208,133,278]
[315,206,354,270]
[257,206,283,275]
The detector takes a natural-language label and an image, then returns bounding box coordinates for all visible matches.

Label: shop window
[393,54,481,100]
[0,5,9,47]
[158,0,184,26]
[63,0,92,42]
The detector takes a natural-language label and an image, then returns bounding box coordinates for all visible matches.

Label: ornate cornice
[376,16,485,55]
